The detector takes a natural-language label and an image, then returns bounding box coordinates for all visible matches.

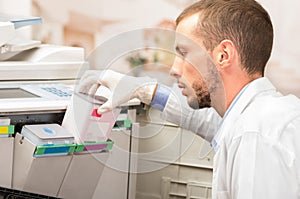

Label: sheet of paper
[62,93,121,143]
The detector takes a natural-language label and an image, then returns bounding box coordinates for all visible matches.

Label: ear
[213,40,236,70]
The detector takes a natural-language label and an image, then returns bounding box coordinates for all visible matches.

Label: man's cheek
[192,80,211,108]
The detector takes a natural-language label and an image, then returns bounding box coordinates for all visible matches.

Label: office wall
[258,0,300,97]
[0,0,32,38]
[32,0,182,51]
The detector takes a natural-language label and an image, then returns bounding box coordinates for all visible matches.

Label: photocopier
[0,16,87,131]
[0,15,140,199]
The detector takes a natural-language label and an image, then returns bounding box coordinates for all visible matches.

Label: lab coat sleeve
[228,116,300,199]
[160,85,221,143]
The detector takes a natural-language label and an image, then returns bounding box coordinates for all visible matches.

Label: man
[78,0,300,198]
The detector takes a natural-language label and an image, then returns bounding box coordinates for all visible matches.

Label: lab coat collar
[212,77,276,151]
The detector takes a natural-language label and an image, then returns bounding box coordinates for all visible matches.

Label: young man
[78,0,300,198]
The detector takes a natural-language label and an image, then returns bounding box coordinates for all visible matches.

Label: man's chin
[187,97,200,109]
[187,96,212,109]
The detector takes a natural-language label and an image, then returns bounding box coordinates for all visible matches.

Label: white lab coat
[162,77,300,199]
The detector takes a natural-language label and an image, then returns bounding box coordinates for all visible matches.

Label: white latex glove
[77,69,157,113]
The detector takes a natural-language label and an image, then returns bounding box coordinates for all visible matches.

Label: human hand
[77,69,157,113]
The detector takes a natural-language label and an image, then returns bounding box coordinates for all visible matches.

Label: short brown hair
[176,0,273,76]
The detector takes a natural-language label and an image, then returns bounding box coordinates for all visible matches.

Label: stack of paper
[0,13,42,29]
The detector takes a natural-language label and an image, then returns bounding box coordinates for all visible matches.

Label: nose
[170,57,183,79]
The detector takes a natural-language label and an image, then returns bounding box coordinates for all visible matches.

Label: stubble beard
[192,79,211,109]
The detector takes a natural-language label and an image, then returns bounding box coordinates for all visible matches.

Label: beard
[191,79,211,109]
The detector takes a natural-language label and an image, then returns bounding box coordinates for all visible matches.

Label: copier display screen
[0,88,40,99]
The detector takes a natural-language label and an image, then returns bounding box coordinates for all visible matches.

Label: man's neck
[224,73,261,110]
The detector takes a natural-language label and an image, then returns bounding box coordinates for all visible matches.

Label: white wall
[94,0,181,44]
[0,0,32,38]
[258,0,300,97]
[34,0,181,44]
[259,0,300,69]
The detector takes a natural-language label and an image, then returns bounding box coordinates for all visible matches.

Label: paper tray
[58,151,109,199]
[12,133,72,197]
[34,140,114,156]
[74,140,114,154]
[34,144,76,156]
[0,137,14,188]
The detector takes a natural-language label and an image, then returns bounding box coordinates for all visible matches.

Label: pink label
[91,109,102,118]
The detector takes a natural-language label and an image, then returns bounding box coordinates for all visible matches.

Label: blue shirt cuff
[150,84,170,111]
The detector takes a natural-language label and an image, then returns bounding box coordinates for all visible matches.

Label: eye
[175,46,188,58]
